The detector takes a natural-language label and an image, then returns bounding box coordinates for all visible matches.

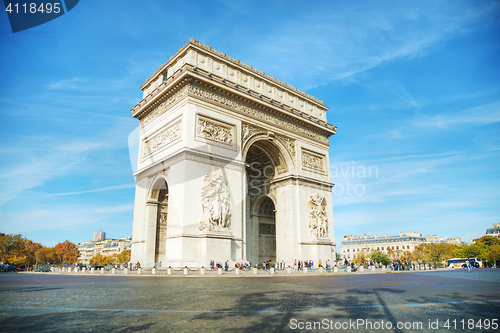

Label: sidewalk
[21,266,447,278]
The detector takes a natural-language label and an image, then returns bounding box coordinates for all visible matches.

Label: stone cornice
[141,38,326,107]
[270,175,334,191]
[132,65,336,141]
[134,147,246,178]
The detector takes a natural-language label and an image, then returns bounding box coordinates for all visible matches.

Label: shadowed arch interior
[150,179,168,264]
[245,140,285,265]
[256,196,276,263]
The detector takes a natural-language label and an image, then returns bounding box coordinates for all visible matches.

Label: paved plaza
[1,269,499,332]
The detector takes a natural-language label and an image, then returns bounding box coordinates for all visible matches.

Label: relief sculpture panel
[142,120,182,158]
[308,193,328,239]
[199,173,231,231]
[302,149,325,174]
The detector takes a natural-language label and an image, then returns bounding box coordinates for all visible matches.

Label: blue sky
[0,1,499,249]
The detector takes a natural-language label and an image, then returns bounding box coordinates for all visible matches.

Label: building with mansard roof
[340,231,461,260]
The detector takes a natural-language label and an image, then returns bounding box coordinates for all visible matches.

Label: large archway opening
[150,179,168,265]
[245,139,288,265]
[257,196,276,263]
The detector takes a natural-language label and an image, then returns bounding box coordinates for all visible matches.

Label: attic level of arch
[131,65,336,145]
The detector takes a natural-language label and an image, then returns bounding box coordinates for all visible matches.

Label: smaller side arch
[242,133,295,175]
[148,173,169,202]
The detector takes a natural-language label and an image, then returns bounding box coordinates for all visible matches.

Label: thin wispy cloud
[50,184,135,197]
[241,1,499,89]
[412,101,500,129]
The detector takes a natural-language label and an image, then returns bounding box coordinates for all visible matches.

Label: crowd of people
[206,259,341,272]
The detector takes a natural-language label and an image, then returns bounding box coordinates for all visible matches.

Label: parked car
[34,265,51,272]
[0,264,18,272]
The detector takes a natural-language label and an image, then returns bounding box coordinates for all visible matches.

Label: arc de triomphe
[130,39,337,268]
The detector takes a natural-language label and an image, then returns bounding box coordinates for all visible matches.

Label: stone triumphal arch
[130,39,337,268]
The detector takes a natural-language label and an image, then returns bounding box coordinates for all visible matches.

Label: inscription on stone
[259,223,276,235]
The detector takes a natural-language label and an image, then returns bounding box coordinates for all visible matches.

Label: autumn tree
[116,249,131,264]
[353,250,369,265]
[486,244,500,267]
[35,247,57,265]
[0,234,29,266]
[89,253,115,267]
[26,242,44,268]
[54,240,79,265]
[453,243,484,259]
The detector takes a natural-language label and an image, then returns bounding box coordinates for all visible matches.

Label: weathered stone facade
[130,39,337,268]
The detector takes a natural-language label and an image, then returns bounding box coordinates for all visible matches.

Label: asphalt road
[1,269,499,332]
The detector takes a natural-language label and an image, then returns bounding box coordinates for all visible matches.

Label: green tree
[370,249,391,266]
[116,249,131,264]
[474,235,500,247]
[453,243,484,259]
[487,244,500,268]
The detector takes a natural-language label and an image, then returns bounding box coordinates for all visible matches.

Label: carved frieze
[276,134,296,161]
[196,116,234,144]
[199,173,231,231]
[242,123,261,143]
[142,120,182,158]
[302,149,325,174]
[140,85,189,128]
[308,194,328,239]
[189,85,329,144]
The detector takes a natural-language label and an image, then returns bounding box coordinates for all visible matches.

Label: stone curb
[19,268,448,278]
